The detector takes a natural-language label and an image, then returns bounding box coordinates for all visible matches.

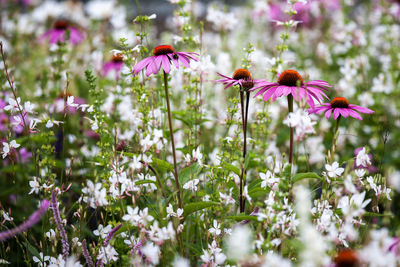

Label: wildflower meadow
[1,0,400,266]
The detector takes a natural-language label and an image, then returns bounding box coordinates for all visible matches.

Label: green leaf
[364,212,393,217]
[223,215,259,222]
[248,178,262,190]
[244,153,251,169]
[222,163,240,176]
[248,187,269,199]
[183,201,220,217]
[152,158,173,173]
[179,163,202,185]
[292,172,323,183]
[24,242,40,259]
[135,180,157,186]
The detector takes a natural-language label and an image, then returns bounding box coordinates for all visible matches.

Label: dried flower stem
[0,200,49,241]
[163,71,183,209]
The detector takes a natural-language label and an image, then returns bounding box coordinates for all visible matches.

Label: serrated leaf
[292,172,323,183]
[183,201,219,217]
[223,215,259,222]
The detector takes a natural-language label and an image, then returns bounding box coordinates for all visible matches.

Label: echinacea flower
[308,97,374,120]
[132,45,198,76]
[334,249,359,267]
[251,69,331,107]
[215,69,259,90]
[101,53,124,78]
[40,20,84,45]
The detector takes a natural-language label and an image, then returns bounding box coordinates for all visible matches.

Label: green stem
[239,90,245,212]
[163,71,183,209]
[330,115,341,164]
[287,95,294,165]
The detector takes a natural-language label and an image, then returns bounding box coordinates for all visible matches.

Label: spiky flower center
[54,20,68,30]
[1,117,8,124]
[232,69,252,80]
[334,250,358,267]
[112,53,124,63]
[331,97,349,108]
[153,45,175,56]
[277,70,303,86]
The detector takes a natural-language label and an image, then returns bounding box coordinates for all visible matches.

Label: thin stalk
[163,71,183,209]
[140,160,166,199]
[330,115,341,164]
[287,95,294,165]
[239,90,245,212]
[242,91,250,211]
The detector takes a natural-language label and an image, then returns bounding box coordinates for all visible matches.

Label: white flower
[356,147,371,167]
[226,226,252,261]
[1,210,13,221]
[97,245,118,264]
[183,179,200,192]
[355,169,366,178]
[325,162,344,178]
[32,252,50,265]
[166,204,183,219]
[4,97,21,113]
[142,242,160,265]
[260,171,280,190]
[29,177,41,194]
[2,140,20,159]
[93,224,112,239]
[209,220,221,236]
[338,191,371,218]
[67,96,78,108]
[46,229,56,240]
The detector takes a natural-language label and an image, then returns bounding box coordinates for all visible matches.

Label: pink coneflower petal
[348,109,363,120]
[349,105,374,114]
[178,54,190,68]
[339,108,349,118]
[325,108,333,119]
[162,56,171,73]
[263,87,278,101]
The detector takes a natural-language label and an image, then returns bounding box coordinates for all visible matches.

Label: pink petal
[333,108,340,120]
[339,108,349,118]
[325,108,333,119]
[347,109,363,120]
[348,105,374,114]
[262,87,278,102]
[161,56,171,74]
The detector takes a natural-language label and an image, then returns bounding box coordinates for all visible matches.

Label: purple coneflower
[0,200,49,241]
[308,97,374,120]
[251,69,331,107]
[101,53,124,78]
[40,20,84,45]
[215,68,257,213]
[215,69,258,90]
[132,45,198,76]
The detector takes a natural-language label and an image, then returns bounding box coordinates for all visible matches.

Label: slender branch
[140,160,166,198]
[163,71,182,209]
[0,42,29,135]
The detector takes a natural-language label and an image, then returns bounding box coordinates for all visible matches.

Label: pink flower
[308,97,374,120]
[250,69,331,107]
[215,69,261,90]
[132,45,198,76]
[101,53,124,78]
[40,20,84,45]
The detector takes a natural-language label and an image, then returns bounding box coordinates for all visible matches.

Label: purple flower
[40,20,84,45]
[101,53,124,78]
[51,189,69,259]
[308,97,374,120]
[251,69,331,107]
[0,200,49,241]
[215,69,261,90]
[132,45,198,77]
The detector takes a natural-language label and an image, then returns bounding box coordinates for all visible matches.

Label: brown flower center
[277,70,303,86]
[54,20,68,30]
[331,97,349,108]
[58,91,73,98]
[112,53,124,63]
[334,250,359,267]
[232,69,252,80]
[153,45,175,56]
[1,117,8,124]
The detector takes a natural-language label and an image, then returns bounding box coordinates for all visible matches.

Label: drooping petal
[306,80,332,87]
[262,87,278,102]
[348,105,374,114]
[161,55,171,74]
[178,54,191,68]
[333,108,340,120]
[338,108,349,118]
[133,57,153,75]
[347,109,363,120]
[152,56,163,75]
[325,108,333,119]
